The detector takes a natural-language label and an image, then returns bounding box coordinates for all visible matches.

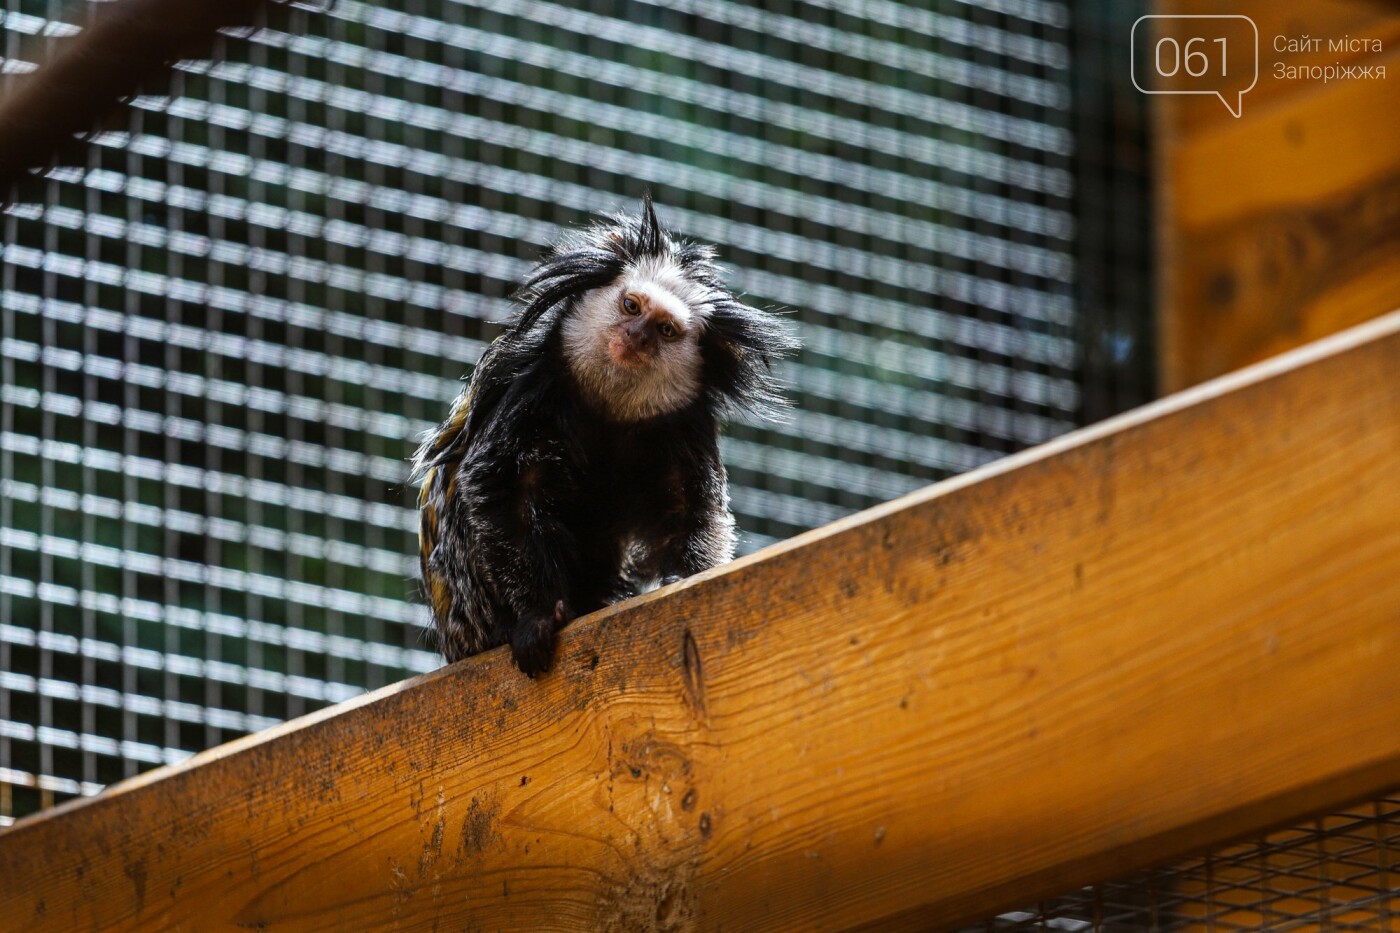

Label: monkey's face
[607,287,689,368]
[561,256,708,422]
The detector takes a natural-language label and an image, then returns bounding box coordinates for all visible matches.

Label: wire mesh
[960,795,1400,932]
[0,0,1154,834]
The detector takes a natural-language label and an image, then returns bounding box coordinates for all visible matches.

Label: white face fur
[561,255,712,422]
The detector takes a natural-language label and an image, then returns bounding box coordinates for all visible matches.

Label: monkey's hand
[509,600,575,678]
[510,614,556,678]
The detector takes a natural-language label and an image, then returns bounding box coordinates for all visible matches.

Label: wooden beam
[3,313,1399,932]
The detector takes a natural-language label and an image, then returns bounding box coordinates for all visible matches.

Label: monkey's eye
[621,295,641,316]
[658,321,679,340]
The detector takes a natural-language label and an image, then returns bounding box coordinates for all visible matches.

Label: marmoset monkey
[412,196,796,676]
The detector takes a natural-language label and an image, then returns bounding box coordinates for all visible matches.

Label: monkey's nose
[627,319,653,348]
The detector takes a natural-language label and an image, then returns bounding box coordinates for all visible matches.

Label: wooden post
[1156,0,1400,391]
[0,0,275,190]
[2,313,1399,931]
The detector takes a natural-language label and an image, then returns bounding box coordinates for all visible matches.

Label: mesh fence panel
[0,0,1152,831]
[958,797,1400,932]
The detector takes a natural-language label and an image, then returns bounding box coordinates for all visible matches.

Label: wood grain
[1157,0,1400,391]
[2,313,1399,932]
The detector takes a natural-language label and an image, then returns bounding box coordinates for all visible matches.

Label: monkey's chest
[569,443,686,537]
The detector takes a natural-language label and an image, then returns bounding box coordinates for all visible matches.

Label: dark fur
[412,196,795,676]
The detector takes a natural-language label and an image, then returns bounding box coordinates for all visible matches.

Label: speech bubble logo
[1131,15,1258,118]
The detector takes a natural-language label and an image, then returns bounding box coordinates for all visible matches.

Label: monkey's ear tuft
[702,297,799,421]
[514,244,624,331]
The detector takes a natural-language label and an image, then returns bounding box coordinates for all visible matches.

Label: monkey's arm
[657,432,737,585]
[463,425,583,676]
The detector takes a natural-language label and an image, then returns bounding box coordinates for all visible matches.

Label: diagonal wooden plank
[2,312,1398,932]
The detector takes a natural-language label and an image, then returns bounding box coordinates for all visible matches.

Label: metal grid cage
[0,0,1153,834]
[961,796,1400,932]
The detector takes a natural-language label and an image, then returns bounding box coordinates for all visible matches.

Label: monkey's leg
[427,552,503,663]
